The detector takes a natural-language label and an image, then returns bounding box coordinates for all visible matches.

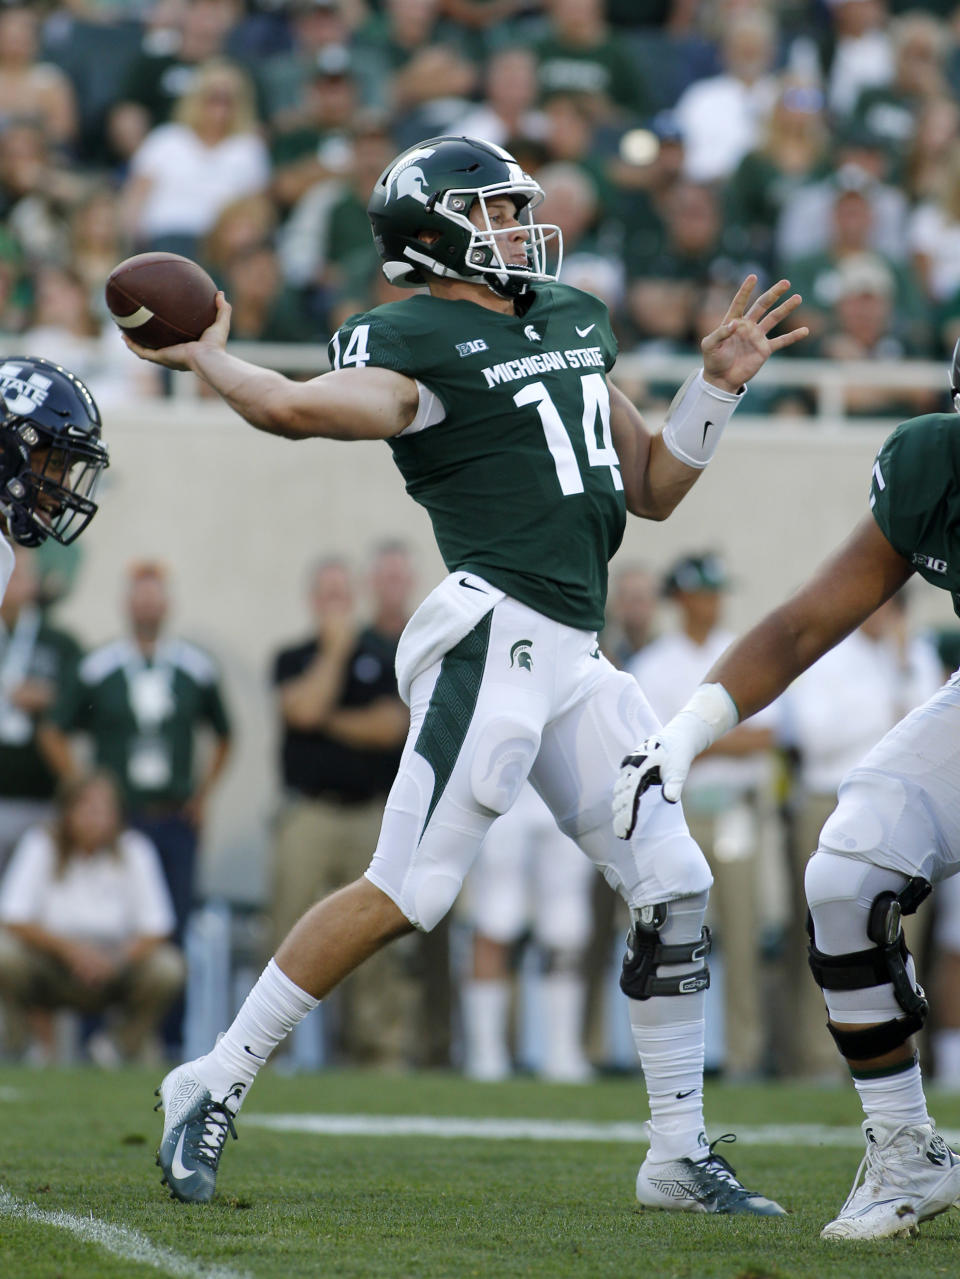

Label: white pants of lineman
[367,586,712,932]
[806,673,960,1032]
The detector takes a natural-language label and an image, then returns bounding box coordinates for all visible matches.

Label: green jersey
[870,413,960,615]
[52,637,231,810]
[329,284,625,631]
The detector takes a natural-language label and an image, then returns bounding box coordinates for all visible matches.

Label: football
[105,252,218,350]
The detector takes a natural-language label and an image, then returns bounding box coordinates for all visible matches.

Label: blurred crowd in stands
[1,0,960,413]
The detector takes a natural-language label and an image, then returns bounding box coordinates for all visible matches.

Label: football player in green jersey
[124,136,807,1214]
[616,344,960,1240]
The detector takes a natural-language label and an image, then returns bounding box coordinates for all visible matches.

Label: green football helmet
[367,136,562,298]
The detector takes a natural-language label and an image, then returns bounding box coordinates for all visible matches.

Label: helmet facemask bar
[435,180,563,293]
[1,425,108,547]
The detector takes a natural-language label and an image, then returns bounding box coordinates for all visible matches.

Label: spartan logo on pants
[509,639,533,671]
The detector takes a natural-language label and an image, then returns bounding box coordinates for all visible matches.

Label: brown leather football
[105,252,218,350]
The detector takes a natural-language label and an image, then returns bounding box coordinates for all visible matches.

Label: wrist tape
[679,683,740,752]
[661,370,745,469]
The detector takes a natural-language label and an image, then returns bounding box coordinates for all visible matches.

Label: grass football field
[1,1066,959,1279]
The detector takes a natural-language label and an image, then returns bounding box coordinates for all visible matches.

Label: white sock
[933,1029,960,1084]
[539,972,591,1082]
[195,959,319,1107]
[461,979,511,1080]
[852,1056,931,1130]
[630,1002,707,1161]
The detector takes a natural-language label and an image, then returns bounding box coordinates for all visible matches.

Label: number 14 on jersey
[514,374,623,496]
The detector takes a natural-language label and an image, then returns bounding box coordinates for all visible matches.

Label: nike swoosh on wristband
[576,324,596,337]
[459,577,487,592]
[701,420,713,446]
[170,1129,194,1181]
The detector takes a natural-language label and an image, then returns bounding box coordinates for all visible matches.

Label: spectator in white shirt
[0,771,184,1065]
[673,9,779,184]
[122,58,270,260]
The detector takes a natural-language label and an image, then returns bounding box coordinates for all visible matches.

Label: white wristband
[660,370,745,469]
[677,683,740,753]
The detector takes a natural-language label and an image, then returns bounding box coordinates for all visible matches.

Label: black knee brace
[619,903,711,1001]
[807,875,931,1059]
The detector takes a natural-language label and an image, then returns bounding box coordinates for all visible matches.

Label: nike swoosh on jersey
[171,1128,195,1181]
[458,577,487,592]
[576,324,596,337]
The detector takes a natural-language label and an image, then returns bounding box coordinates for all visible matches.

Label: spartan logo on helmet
[368,136,563,299]
[383,147,436,205]
[509,639,533,671]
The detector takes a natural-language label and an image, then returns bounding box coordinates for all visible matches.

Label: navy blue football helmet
[0,357,109,547]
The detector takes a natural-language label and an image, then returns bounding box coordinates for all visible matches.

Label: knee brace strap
[827,1014,924,1060]
[619,904,711,1001]
[807,874,931,1027]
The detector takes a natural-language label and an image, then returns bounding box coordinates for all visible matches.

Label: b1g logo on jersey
[456,339,489,358]
[0,362,52,415]
[913,551,948,573]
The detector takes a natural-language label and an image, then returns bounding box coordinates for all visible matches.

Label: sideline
[0,1189,251,1279]
[243,1113,960,1148]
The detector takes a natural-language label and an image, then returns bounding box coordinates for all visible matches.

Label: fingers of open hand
[722,274,758,322]
[768,324,810,352]
[746,278,792,323]
[757,291,802,335]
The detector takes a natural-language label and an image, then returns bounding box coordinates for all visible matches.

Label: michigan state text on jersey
[122,134,806,1218]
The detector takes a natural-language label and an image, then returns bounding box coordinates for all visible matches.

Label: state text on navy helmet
[0,357,109,547]
[368,136,563,298]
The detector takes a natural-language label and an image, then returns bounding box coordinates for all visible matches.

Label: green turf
[1,1066,959,1278]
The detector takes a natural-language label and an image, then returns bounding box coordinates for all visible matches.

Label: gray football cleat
[821,1119,960,1241]
[636,1134,787,1216]
[154,1062,241,1204]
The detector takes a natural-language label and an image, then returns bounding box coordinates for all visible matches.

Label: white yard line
[0,1189,251,1279]
[244,1113,960,1150]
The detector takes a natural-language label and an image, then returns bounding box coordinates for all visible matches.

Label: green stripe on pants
[414,611,493,842]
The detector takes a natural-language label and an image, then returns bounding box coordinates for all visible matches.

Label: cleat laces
[687,1135,763,1211]
[187,1101,238,1172]
[838,1124,920,1217]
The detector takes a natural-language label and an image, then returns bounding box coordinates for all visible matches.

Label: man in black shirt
[271,546,413,1065]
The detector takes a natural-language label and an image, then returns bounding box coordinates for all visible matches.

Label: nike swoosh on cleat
[576,324,596,337]
[458,577,487,592]
[170,1129,194,1181]
[701,420,713,446]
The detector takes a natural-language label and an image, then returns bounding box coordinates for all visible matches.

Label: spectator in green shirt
[41,560,232,1055]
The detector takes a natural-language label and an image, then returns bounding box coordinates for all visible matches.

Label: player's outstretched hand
[122,291,232,371]
[700,276,808,395]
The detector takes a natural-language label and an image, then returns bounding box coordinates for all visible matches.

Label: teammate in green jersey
[616,345,960,1241]
[124,136,806,1214]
